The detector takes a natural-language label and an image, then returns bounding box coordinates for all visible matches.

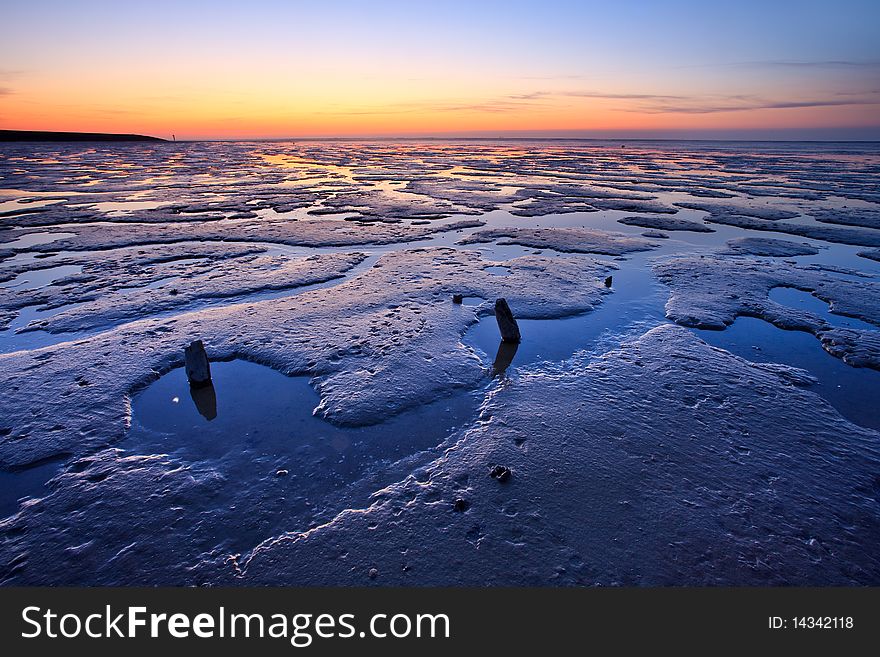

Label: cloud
[435,98,553,113]
[320,94,555,116]
[738,60,880,69]
[515,74,593,81]
[635,94,880,114]
[506,87,880,115]
[508,90,689,101]
[318,86,880,118]
[0,68,24,96]
[676,60,880,72]
[562,90,688,101]
[91,108,137,115]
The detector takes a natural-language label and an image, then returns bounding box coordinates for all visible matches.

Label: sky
[1,0,879,140]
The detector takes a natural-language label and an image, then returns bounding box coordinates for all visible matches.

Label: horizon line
[186,136,880,143]
[4,129,880,144]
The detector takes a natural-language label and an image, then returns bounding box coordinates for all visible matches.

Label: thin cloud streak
[637,96,880,114]
[323,90,693,116]
[739,59,880,69]
[562,91,689,100]
[319,88,880,118]
[319,96,555,116]
[676,60,880,71]
[509,90,689,101]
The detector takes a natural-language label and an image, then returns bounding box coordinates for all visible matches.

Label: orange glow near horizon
[6,83,879,141]
[2,1,879,140]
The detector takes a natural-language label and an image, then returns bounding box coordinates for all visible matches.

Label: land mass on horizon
[0,130,166,143]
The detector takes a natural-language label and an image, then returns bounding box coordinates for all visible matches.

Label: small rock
[489,465,511,483]
[453,498,470,512]
[604,276,613,288]
[452,293,463,304]
[184,339,212,388]
[494,298,521,343]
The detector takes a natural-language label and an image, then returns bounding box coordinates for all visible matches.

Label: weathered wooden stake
[184,339,212,388]
[494,298,521,343]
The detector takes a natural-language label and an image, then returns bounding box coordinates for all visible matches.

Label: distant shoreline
[1,131,877,145]
[0,130,166,142]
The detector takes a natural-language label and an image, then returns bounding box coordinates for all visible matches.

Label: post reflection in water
[190,382,218,421]
[491,340,519,377]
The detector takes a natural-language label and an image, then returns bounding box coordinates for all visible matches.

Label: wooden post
[184,339,212,387]
[494,298,521,343]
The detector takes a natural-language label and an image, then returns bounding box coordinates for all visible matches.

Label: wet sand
[1,140,878,585]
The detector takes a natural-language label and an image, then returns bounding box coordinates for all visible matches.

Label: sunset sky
[2,0,879,140]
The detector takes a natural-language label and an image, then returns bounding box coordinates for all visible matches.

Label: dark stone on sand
[494,298,521,343]
[489,465,511,482]
[452,293,463,304]
[453,498,470,512]
[184,339,212,388]
[604,276,613,288]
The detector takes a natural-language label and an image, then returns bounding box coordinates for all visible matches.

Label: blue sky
[2,0,879,138]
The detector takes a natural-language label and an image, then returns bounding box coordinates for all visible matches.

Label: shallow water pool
[697,317,880,430]
[125,359,482,552]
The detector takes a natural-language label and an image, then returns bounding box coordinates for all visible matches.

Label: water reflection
[768,286,877,331]
[697,316,880,430]
[189,382,217,421]
[127,359,482,552]
[491,341,519,377]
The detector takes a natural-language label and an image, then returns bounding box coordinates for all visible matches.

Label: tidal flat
[0,140,878,585]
